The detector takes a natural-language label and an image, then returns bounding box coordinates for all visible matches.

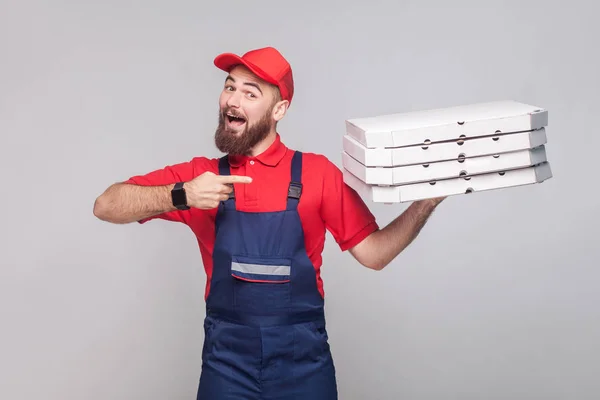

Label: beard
[214,107,274,156]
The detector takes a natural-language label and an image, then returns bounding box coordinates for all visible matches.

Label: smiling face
[214,65,288,156]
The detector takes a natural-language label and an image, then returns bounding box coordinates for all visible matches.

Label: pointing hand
[184,171,252,209]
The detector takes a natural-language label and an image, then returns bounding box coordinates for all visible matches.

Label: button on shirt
[125,134,379,299]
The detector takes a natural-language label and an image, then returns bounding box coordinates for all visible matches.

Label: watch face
[172,187,187,207]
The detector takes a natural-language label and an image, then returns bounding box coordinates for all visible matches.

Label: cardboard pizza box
[342,146,548,185]
[345,100,548,148]
[343,162,553,203]
[343,128,547,167]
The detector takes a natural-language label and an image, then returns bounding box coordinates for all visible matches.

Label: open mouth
[226,112,246,128]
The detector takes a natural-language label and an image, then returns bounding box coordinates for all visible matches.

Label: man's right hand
[93,171,252,224]
[184,171,252,209]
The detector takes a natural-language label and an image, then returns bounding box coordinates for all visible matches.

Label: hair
[272,85,282,103]
[270,85,283,127]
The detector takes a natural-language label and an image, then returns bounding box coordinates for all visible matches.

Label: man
[93,46,444,399]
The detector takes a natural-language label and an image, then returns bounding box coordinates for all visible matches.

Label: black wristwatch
[171,182,190,210]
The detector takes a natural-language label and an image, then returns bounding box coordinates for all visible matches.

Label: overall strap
[218,155,236,210]
[286,151,303,211]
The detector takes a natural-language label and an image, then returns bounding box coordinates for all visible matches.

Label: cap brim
[213,53,278,86]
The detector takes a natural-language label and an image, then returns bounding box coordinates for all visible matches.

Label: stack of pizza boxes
[342,101,553,203]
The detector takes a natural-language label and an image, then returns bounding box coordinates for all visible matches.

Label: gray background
[1,0,598,399]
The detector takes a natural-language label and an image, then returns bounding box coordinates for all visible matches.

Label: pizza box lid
[342,146,548,185]
[343,128,547,167]
[343,162,552,203]
[345,100,548,148]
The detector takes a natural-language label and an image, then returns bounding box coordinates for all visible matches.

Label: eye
[246,92,257,98]
[224,85,234,91]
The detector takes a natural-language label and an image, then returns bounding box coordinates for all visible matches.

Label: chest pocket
[230,255,292,312]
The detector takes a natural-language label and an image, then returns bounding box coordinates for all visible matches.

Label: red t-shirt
[125,134,379,300]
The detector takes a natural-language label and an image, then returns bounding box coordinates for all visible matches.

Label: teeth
[227,112,244,121]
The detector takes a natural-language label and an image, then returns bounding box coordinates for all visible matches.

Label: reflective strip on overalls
[196,151,338,400]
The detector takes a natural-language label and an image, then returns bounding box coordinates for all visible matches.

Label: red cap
[214,46,294,104]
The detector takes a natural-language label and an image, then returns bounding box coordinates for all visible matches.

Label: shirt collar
[228,134,287,167]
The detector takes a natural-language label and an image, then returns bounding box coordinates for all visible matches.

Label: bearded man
[93,46,444,400]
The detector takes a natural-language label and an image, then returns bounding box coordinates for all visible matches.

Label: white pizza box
[343,128,547,167]
[343,162,552,203]
[345,100,548,148]
[342,146,548,185]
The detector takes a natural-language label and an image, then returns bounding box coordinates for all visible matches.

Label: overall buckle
[288,182,302,199]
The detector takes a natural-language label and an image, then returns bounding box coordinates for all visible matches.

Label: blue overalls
[196,151,338,399]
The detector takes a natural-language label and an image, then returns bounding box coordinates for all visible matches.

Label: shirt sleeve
[319,157,379,251]
[124,157,213,224]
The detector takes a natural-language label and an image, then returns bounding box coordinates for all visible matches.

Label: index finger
[217,174,253,184]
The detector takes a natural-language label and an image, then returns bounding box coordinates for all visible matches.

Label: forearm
[93,182,176,224]
[352,199,441,270]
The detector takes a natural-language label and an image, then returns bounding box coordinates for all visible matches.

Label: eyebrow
[225,75,263,95]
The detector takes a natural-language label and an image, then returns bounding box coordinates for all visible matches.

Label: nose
[226,90,242,108]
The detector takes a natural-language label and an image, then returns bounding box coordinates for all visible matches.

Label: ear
[272,100,289,122]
